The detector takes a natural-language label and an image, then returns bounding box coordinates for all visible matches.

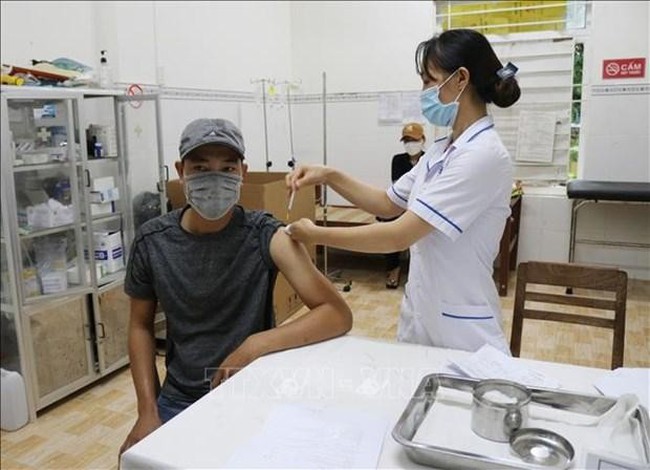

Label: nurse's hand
[284,218,317,243]
[286,164,331,191]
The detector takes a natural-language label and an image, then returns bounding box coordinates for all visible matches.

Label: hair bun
[491,77,521,108]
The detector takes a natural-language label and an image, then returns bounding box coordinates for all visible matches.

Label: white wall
[290,1,433,93]
[93,1,158,86]
[154,1,292,91]
[1,1,96,67]
[580,1,650,182]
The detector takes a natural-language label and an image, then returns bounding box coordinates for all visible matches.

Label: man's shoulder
[135,209,181,241]
[240,207,284,230]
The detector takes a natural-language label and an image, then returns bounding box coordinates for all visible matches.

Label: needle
[287,190,296,215]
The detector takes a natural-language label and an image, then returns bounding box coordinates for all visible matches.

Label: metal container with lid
[471,379,532,442]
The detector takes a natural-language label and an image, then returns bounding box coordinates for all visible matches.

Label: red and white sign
[602,58,646,79]
[125,83,144,108]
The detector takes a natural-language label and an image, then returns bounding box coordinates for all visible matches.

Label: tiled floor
[2,252,649,469]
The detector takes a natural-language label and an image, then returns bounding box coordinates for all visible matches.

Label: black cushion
[566,180,650,202]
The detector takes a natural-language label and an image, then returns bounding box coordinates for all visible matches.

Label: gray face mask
[183,171,242,220]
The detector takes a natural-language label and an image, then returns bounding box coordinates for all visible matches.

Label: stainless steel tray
[392,374,650,470]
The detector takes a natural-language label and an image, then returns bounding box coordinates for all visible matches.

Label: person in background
[119,118,352,456]
[285,29,520,355]
[379,122,426,289]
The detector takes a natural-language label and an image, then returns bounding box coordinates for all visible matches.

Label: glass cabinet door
[80,95,127,287]
[2,95,90,304]
[1,202,23,375]
[117,95,166,238]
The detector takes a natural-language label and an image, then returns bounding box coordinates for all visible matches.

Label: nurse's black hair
[415,29,520,108]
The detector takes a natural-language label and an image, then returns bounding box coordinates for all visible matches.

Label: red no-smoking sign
[602,58,646,79]
[126,83,144,108]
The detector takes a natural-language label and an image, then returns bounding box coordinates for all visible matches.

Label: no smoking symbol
[605,62,620,76]
[126,83,144,109]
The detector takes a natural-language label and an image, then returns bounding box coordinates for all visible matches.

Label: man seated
[119,118,352,454]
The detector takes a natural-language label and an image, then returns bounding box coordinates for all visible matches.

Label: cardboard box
[166,172,316,324]
[166,180,185,211]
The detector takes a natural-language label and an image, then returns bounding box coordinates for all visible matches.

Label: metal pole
[261,80,270,171]
[287,85,295,161]
[252,78,272,171]
[322,71,329,276]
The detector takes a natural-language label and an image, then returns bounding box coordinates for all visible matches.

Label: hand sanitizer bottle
[98,50,113,89]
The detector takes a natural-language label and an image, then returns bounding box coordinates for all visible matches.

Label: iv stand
[251,78,272,171]
[279,79,301,168]
[321,71,352,292]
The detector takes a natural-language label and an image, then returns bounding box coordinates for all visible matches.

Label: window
[437,1,571,34]
[570,42,584,180]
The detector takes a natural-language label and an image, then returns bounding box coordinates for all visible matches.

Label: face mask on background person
[420,69,466,127]
[183,171,242,220]
[404,141,424,157]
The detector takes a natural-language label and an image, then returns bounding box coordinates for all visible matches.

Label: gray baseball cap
[179,118,245,160]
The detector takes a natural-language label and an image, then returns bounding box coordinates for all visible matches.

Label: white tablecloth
[121,335,614,469]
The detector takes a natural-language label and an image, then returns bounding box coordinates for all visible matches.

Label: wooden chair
[510,261,628,369]
[494,195,522,296]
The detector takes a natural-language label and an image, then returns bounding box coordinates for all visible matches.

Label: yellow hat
[401,122,424,141]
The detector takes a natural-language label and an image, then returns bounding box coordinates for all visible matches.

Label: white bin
[0,368,29,431]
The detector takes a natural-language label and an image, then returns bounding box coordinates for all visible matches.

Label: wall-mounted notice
[515,111,557,163]
[602,58,646,79]
[378,91,424,125]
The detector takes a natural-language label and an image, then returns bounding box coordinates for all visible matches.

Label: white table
[121,335,612,469]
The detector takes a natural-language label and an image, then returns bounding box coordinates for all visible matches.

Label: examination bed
[567,179,650,263]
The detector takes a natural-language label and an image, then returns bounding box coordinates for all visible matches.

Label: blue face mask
[420,69,465,127]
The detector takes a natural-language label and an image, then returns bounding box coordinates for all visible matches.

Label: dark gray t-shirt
[125,205,282,401]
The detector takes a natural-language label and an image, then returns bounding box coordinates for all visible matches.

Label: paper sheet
[378,93,403,124]
[378,91,425,124]
[515,110,557,163]
[594,368,650,410]
[225,403,389,468]
[447,343,562,389]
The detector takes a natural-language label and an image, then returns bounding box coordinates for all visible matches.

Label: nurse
[285,28,521,354]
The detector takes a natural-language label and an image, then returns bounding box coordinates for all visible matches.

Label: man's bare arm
[119,297,161,455]
[212,229,352,384]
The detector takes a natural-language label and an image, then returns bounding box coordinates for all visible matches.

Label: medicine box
[92,176,115,192]
[40,271,68,294]
[90,201,114,216]
[93,231,124,276]
[90,187,120,204]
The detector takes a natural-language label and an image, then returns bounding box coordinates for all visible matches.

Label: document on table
[225,403,389,468]
[593,367,650,409]
[446,344,562,389]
